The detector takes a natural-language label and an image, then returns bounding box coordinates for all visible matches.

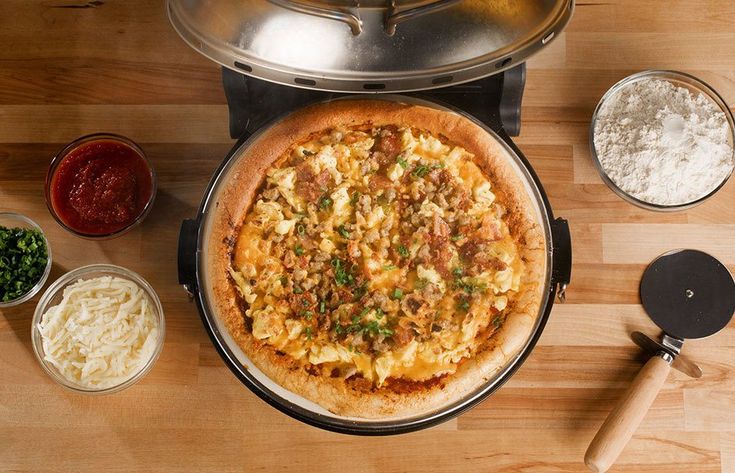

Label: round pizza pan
[179,95,570,434]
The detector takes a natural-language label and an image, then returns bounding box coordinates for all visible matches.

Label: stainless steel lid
[167,0,573,93]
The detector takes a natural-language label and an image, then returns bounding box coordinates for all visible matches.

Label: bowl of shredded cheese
[31,264,164,394]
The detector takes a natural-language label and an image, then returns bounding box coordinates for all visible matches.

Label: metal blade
[631,331,702,379]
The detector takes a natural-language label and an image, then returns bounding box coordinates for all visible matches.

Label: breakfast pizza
[207,100,546,418]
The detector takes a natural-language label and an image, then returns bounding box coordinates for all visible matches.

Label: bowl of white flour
[591,70,735,210]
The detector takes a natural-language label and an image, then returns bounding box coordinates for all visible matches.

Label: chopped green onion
[338,224,350,239]
[379,327,394,336]
[0,226,48,302]
[412,164,430,178]
[296,223,305,235]
[393,288,403,300]
[294,245,304,256]
[397,245,409,258]
[319,301,326,313]
[349,191,361,206]
[397,157,408,169]
[383,265,397,271]
[318,195,333,210]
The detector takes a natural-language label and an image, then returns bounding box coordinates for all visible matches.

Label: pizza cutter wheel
[585,249,735,473]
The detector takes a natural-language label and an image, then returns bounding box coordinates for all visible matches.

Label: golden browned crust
[204,99,546,418]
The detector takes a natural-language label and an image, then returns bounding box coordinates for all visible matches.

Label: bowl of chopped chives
[0,212,53,307]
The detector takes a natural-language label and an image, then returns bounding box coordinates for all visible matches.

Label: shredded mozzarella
[38,276,160,389]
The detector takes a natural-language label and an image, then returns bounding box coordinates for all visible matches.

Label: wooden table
[1,1,734,471]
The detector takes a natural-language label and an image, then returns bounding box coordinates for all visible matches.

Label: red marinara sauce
[49,138,154,236]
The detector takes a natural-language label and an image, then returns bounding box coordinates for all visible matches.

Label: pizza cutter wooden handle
[584,355,672,473]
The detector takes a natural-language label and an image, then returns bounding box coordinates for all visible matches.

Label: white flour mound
[593,78,734,206]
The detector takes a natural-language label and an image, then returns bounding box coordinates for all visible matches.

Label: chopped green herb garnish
[492,316,503,328]
[412,164,430,178]
[379,327,394,336]
[335,324,344,335]
[383,265,397,271]
[452,267,463,278]
[338,224,350,239]
[279,275,288,286]
[450,233,464,241]
[319,300,326,313]
[318,195,333,210]
[375,308,384,319]
[349,191,361,206]
[397,245,409,258]
[301,310,313,320]
[304,327,313,339]
[397,156,408,169]
[363,320,380,335]
[332,258,350,286]
[353,282,368,301]
[0,226,48,302]
[415,278,429,290]
[359,306,371,318]
[294,245,304,256]
[393,288,403,300]
[296,223,305,235]
[432,161,446,169]
[293,287,303,294]
[458,299,470,311]
[454,278,488,295]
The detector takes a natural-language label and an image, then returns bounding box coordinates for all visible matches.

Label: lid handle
[267,0,459,36]
[384,0,460,36]
[268,0,363,35]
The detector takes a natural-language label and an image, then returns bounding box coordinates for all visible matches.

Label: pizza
[206,100,546,418]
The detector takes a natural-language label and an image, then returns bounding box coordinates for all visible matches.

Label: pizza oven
[172,0,573,434]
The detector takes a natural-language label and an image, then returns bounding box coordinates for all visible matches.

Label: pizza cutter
[585,249,735,473]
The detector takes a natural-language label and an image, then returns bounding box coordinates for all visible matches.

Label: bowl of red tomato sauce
[45,133,156,239]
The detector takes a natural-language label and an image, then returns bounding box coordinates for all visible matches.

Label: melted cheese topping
[230,126,523,387]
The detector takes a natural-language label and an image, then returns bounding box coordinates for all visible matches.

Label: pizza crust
[204,99,547,418]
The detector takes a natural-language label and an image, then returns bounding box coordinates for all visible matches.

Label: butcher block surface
[1,1,735,472]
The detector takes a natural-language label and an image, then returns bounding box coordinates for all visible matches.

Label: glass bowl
[589,70,735,211]
[45,133,157,239]
[0,212,53,308]
[31,264,165,394]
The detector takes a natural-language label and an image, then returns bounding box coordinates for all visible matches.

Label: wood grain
[0,1,734,472]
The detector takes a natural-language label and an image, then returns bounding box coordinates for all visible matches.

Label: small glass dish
[0,212,53,308]
[590,70,735,211]
[45,133,157,239]
[31,264,165,394]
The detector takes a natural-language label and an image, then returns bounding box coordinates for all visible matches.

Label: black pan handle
[551,217,572,301]
[178,218,199,296]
